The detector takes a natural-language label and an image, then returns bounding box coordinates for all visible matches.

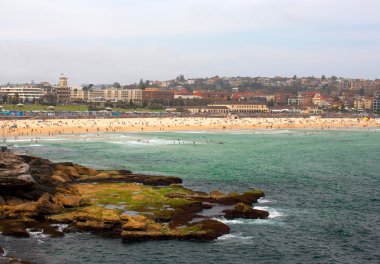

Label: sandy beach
[0,117,379,139]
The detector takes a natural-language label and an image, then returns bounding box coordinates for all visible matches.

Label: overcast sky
[0,0,379,85]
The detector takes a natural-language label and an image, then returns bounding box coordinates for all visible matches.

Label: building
[312,93,327,107]
[142,88,175,103]
[373,94,380,111]
[70,87,142,104]
[174,89,202,100]
[288,95,302,105]
[105,88,142,104]
[354,97,373,110]
[0,85,44,101]
[188,102,268,114]
[59,75,68,87]
[54,74,71,103]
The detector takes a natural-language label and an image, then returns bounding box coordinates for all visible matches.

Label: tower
[59,74,68,88]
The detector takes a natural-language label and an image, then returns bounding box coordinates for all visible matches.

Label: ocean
[1,129,380,264]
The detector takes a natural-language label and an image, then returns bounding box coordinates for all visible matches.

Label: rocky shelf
[0,151,268,250]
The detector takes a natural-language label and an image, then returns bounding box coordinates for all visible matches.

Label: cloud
[0,0,379,83]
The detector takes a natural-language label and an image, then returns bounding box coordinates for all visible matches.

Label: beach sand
[0,117,379,139]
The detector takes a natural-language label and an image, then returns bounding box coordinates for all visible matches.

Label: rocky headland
[0,151,268,256]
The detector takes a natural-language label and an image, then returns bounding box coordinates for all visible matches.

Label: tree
[138,79,147,90]
[293,75,297,80]
[176,74,185,83]
[113,82,121,89]
[11,93,20,104]
[2,94,8,104]
[321,75,326,81]
[39,93,57,105]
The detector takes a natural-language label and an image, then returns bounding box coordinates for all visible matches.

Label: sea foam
[216,233,253,244]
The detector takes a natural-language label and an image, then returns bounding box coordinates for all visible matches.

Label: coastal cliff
[0,152,268,247]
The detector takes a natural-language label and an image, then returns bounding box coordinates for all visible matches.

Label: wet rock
[122,219,230,241]
[1,256,31,264]
[78,171,182,186]
[2,223,30,237]
[223,202,269,219]
[189,219,231,240]
[217,189,265,205]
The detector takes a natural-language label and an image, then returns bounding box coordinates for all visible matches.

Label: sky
[0,0,379,85]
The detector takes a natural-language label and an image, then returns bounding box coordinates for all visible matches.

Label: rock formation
[0,152,268,243]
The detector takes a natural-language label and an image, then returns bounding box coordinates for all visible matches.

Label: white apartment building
[70,88,142,104]
[0,85,45,101]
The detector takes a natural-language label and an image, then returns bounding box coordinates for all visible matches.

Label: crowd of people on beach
[0,116,379,139]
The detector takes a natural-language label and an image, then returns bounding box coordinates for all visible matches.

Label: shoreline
[0,117,379,138]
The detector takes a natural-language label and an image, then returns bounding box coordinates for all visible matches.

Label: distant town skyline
[0,0,379,84]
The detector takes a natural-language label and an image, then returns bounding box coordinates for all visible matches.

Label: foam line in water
[217,233,253,244]
[254,129,293,135]
[213,218,245,224]
[27,144,44,147]
[108,138,192,146]
[258,198,276,204]
[51,223,69,233]
[26,228,48,243]
[254,206,285,219]
[214,217,285,226]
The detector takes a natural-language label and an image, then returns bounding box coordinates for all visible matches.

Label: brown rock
[5,197,24,206]
[76,220,118,231]
[37,192,50,203]
[75,170,182,186]
[122,219,230,241]
[121,215,148,231]
[0,153,34,188]
[1,223,30,238]
[223,202,269,219]
[240,189,265,204]
[210,190,225,199]
[13,202,38,212]
[122,220,147,231]
[51,174,67,183]
[190,219,231,240]
[36,194,63,215]
[52,193,84,208]
[54,164,80,182]
[54,184,79,195]
[74,164,98,176]
[216,190,265,205]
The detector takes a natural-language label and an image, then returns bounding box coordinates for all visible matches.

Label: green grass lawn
[1,104,88,111]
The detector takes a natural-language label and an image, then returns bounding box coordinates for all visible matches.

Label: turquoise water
[2,129,380,263]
